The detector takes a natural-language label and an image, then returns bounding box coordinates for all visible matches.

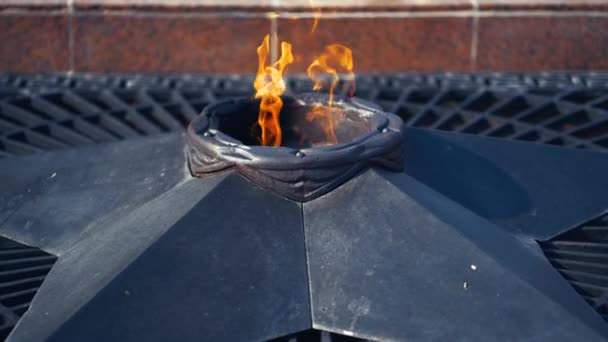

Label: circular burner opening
[187,93,404,201]
[209,95,374,148]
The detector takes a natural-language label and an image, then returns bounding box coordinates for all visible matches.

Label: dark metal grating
[2,73,608,95]
[269,329,369,342]
[0,236,56,340]
[1,73,608,158]
[540,213,608,323]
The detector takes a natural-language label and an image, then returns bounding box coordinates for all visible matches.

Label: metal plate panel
[0,133,188,253]
[304,170,607,341]
[8,176,225,342]
[46,174,310,342]
[403,127,608,240]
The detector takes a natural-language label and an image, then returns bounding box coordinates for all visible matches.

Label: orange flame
[252,7,355,148]
[253,34,294,146]
[310,0,321,33]
[306,44,355,144]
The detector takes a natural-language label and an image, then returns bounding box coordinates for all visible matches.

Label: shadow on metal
[403,127,608,240]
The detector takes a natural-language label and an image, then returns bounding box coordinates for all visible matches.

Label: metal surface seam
[300,201,314,328]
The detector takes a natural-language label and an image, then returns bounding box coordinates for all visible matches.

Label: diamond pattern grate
[540,213,608,323]
[1,73,608,158]
[269,329,369,342]
[0,236,56,340]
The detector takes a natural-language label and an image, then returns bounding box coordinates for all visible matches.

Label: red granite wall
[1,0,607,73]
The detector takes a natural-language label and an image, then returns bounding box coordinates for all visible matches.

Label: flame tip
[254,34,295,146]
[253,2,355,147]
